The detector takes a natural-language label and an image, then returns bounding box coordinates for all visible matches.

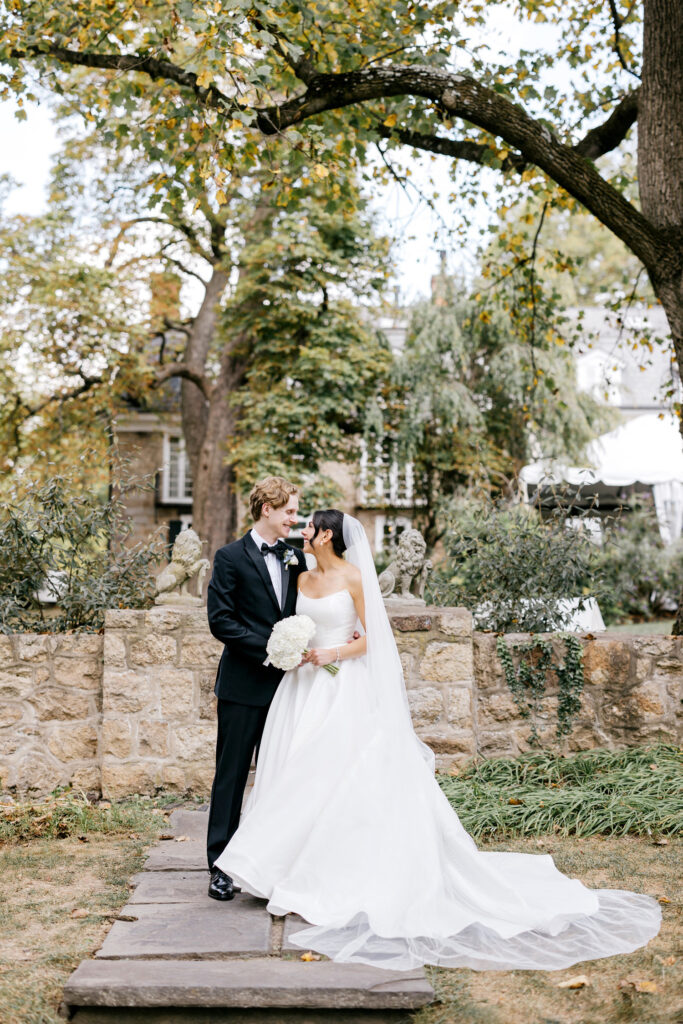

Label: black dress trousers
[205,698,270,869]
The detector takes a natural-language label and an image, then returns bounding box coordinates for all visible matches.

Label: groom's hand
[348,631,360,643]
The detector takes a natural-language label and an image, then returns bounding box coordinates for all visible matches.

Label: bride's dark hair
[312,509,346,557]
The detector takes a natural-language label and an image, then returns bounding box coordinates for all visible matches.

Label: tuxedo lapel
[243,533,281,615]
[282,554,300,615]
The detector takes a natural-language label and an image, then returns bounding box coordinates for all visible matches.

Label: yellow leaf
[234,41,245,56]
[300,950,321,961]
[635,980,658,993]
[196,69,213,89]
[383,113,397,127]
[215,190,227,206]
[70,908,88,919]
[312,163,329,179]
[557,974,590,989]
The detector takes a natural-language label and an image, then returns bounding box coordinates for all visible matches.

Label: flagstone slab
[129,871,212,904]
[282,914,315,953]
[65,957,434,1010]
[96,899,272,959]
[144,839,206,872]
[168,808,209,841]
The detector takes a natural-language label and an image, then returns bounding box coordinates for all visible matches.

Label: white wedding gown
[215,588,661,971]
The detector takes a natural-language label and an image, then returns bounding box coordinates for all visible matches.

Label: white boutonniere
[281,547,297,571]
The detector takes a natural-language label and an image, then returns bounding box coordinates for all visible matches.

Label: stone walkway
[61,809,435,1022]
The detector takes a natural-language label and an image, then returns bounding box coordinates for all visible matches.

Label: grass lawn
[604,619,675,635]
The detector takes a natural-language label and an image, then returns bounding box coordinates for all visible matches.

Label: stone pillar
[390,607,475,773]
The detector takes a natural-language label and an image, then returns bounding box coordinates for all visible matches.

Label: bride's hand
[308,647,336,667]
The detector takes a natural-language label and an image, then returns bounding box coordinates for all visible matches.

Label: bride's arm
[307,575,367,667]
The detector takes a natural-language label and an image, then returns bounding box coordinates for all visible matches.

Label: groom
[205,475,307,900]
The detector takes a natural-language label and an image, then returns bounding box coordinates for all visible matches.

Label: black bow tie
[261,540,288,561]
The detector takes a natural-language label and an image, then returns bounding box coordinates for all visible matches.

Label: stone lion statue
[155,528,210,606]
[378,529,432,602]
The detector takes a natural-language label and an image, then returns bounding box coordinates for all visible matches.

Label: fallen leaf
[658,955,676,966]
[77,835,89,843]
[300,951,322,962]
[70,908,88,919]
[98,801,111,809]
[508,797,524,805]
[175,835,189,843]
[653,838,669,846]
[619,974,658,993]
[658,896,670,904]
[159,833,175,841]
[557,974,590,989]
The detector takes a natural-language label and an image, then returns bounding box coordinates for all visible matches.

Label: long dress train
[215,589,661,971]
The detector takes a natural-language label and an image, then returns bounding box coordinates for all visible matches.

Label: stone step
[97,897,273,959]
[63,958,434,1015]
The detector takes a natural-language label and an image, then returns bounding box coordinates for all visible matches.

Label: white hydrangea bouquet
[264,614,340,675]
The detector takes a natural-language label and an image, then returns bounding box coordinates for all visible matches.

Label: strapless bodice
[296,588,358,647]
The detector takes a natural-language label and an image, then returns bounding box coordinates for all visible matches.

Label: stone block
[63,956,434,1011]
[0,635,15,664]
[104,609,145,629]
[103,633,126,668]
[129,635,178,667]
[54,657,101,690]
[173,724,217,763]
[420,641,473,683]
[103,670,154,713]
[160,765,187,791]
[419,729,475,755]
[138,720,169,757]
[0,704,22,729]
[445,687,473,727]
[472,633,504,692]
[144,839,205,871]
[478,730,515,756]
[583,639,632,688]
[199,671,217,720]
[407,687,444,726]
[178,634,223,667]
[0,731,24,756]
[399,652,416,682]
[31,689,92,721]
[158,669,195,717]
[15,635,55,661]
[144,607,186,632]
[182,762,215,794]
[48,723,98,761]
[61,635,103,657]
[630,636,675,658]
[14,752,64,796]
[631,681,665,716]
[128,871,210,903]
[391,614,433,632]
[102,762,158,799]
[438,608,473,638]
[102,719,132,758]
[435,753,472,773]
[478,691,519,724]
[0,666,34,701]
[71,764,102,794]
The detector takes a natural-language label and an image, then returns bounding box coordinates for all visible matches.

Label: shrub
[428,498,601,632]
[594,499,683,623]
[0,458,164,633]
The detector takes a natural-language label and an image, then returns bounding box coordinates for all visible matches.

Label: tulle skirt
[214,656,661,971]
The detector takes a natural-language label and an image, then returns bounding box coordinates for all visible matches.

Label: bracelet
[335,647,341,665]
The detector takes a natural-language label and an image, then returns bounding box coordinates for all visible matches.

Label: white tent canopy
[520,413,683,543]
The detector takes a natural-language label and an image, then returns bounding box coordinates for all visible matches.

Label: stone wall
[2,609,681,798]
[0,633,103,796]
[474,632,682,758]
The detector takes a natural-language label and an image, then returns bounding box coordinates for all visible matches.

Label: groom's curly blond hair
[249,476,299,522]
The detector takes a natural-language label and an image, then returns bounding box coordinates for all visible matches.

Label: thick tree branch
[574,88,640,158]
[375,122,527,171]
[153,362,211,399]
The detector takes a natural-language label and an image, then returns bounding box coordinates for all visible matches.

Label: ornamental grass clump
[0,790,163,844]
[438,745,682,840]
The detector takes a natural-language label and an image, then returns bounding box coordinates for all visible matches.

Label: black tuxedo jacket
[207,532,307,706]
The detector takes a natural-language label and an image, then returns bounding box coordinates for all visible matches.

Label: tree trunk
[181,266,229,478]
[638,0,683,633]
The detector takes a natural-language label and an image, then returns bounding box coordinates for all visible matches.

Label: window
[161,434,193,505]
[359,441,414,507]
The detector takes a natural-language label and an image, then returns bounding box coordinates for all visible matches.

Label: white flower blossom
[265,614,316,670]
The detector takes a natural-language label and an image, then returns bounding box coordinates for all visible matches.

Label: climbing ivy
[496,635,585,746]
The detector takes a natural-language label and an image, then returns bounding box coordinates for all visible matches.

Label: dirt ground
[0,830,679,1024]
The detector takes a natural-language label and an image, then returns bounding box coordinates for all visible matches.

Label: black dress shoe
[208,867,235,901]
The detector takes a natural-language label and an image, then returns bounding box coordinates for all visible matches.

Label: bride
[214,510,661,971]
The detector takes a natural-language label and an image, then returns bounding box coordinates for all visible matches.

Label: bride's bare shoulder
[343,563,362,591]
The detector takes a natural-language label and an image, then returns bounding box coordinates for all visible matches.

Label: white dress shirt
[251,528,283,607]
